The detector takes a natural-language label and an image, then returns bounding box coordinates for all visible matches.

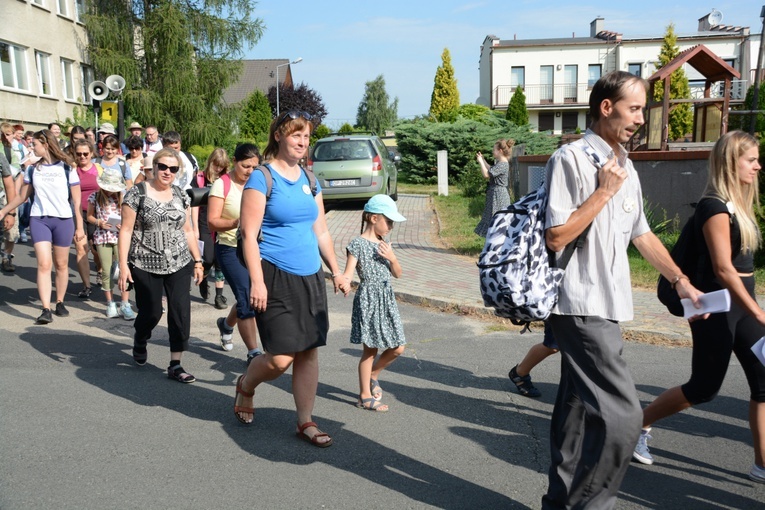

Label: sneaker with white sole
[119,302,136,321]
[217,317,234,351]
[749,464,765,483]
[106,301,119,318]
[633,429,654,465]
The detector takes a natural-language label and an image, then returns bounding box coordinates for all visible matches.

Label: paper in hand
[752,337,765,367]
[680,289,731,319]
[105,213,121,231]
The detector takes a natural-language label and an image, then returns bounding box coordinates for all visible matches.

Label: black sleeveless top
[694,197,754,277]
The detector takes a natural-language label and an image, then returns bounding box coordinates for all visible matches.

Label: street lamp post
[275,57,303,118]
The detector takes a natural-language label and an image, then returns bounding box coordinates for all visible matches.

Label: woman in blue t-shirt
[233,111,349,447]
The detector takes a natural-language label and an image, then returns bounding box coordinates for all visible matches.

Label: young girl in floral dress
[342,195,407,412]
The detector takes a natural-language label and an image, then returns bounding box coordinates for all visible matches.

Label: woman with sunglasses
[0,129,84,323]
[118,147,204,383]
[233,111,349,447]
[72,139,103,298]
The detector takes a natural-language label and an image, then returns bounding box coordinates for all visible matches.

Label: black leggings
[683,276,765,404]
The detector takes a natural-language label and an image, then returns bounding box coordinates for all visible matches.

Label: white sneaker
[105,301,119,318]
[750,464,765,483]
[633,429,654,465]
[119,302,136,321]
[19,230,28,243]
[217,317,234,351]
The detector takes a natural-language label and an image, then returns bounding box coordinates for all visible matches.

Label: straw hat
[128,122,142,130]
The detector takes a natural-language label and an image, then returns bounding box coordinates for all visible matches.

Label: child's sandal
[356,396,388,412]
[370,378,383,401]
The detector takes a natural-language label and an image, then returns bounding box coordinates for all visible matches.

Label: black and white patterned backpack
[477,184,564,329]
[477,145,601,331]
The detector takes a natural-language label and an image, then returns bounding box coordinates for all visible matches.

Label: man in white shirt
[541,71,704,509]
[161,131,196,190]
[143,126,163,154]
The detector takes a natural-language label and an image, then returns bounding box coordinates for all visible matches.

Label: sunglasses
[156,162,180,173]
[75,152,91,157]
[276,110,313,128]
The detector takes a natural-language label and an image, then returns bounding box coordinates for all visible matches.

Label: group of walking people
[0,112,411,449]
[473,71,764,507]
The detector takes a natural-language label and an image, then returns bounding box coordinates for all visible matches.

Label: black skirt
[257,259,329,354]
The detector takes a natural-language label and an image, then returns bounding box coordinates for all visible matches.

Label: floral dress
[347,237,406,349]
[474,161,512,237]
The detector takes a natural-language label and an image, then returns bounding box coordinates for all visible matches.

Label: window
[75,0,87,21]
[628,63,642,78]
[81,64,94,103]
[564,65,577,102]
[540,65,554,103]
[36,51,52,96]
[538,112,554,132]
[562,112,579,133]
[0,41,29,90]
[588,64,601,88]
[511,66,525,90]
[57,0,68,16]
[32,0,45,6]
[61,58,75,100]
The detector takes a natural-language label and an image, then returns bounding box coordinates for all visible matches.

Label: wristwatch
[7,212,16,217]
[194,259,203,265]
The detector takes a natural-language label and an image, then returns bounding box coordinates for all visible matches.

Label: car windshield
[313,140,374,161]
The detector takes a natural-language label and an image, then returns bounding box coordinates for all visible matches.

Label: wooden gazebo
[645,44,740,150]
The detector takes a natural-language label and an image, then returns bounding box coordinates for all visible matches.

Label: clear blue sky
[246,2,763,128]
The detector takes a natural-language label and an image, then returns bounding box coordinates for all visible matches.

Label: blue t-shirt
[244,164,323,276]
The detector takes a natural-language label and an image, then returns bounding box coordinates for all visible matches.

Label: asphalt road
[0,243,763,509]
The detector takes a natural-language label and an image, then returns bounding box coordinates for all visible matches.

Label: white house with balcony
[0,0,91,129]
[478,11,759,135]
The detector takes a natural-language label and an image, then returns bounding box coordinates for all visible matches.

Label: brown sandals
[296,421,333,448]
[234,375,254,424]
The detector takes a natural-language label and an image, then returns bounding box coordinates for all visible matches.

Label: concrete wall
[516,151,710,228]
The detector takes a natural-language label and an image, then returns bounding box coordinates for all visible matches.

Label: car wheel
[388,179,398,201]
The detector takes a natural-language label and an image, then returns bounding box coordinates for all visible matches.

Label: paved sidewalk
[326,194,692,342]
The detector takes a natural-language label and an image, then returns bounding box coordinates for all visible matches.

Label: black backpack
[657,215,703,316]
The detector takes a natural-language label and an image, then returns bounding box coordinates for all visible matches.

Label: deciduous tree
[429,48,460,122]
[267,82,328,128]
[356,75,398,135]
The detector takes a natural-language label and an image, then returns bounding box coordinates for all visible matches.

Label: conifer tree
[506,87,529,125]
[356,75,398,135]
[653,24,693,141]
[239,90,272,141]
[84,0,264,146]
[429,48,460,122]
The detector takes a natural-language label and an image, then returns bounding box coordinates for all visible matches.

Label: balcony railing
[688,79,748,101]
[494,83,593,108]
[494,79,748,109]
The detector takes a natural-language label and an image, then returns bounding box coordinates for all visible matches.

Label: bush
[457,167,487,198]
[395,115,558,184]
